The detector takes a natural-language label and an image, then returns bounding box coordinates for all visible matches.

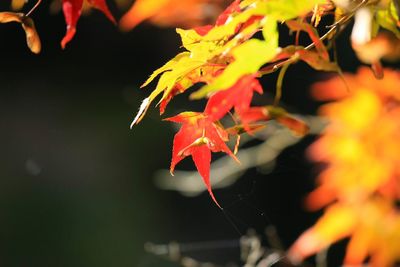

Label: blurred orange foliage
[288,67,400,267]
[119,0,230,31]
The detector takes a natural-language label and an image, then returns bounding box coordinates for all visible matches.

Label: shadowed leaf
[0,12,41,54]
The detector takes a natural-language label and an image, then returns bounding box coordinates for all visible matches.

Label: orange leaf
[120,0,230,31]
[119,0,169,30]
[0,12,41,54]
[288,204,356,263]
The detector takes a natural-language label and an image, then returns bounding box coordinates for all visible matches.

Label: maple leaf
[130,52,215,126]
[215,0,241,25]
[165,112,238,207]
[189,0,328,98]
[190,19,279,99]
[131,1,288,125]
[204,75,263,122]
[159,65,225,115]
[61,0,116,48]
[192,0,241,36]
[131,3,261,125]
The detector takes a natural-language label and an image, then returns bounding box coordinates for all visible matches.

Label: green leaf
[262,16,279,48]
[375,1,400,38]
[259,0,325,21]
[131,52,205,126]
[175,4,269,61]
[191,37,278,99]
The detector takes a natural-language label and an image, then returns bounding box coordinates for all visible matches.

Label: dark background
[0,1,361,266]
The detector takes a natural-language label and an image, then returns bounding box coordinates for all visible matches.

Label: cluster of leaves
[132,0,400,209]
[2,0,400,266]
[129,0,400,265]
[132,0,336,207]
[288,68,400,267]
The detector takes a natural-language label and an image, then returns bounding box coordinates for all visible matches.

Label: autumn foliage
[2,0,400,266]
[288,68,400,266]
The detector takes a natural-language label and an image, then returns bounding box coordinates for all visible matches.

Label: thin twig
[259,10,356,77]
[26,0,42,17]
[326,0,368,29]
[274,62,291,106]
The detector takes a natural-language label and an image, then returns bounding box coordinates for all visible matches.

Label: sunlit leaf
[288,203,357,263]
[297,68,400,266]
[258,0,325,21]
[165,112,238,207]
[375,0,400,38]
[191,37,278,99]
[131,52,206,125]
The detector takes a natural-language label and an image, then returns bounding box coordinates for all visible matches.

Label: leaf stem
[259,16,348,76]
[274,62,290,106]
[26,0,42,17]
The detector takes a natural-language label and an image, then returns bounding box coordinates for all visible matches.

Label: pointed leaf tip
[61,0,115,48]
[192,146,222,209]
[87,0,117,24]
[130,97,150,128]
[21,16,41,54]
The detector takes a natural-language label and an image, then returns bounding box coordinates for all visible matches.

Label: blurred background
[0,1,362,266]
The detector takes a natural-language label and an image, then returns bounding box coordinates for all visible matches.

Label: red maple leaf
[193,0,263,38]
[215,0,241,25]
[193,0,241,36]
[204,75,263,122]
[61,0,116,48]
[165,112,238,207]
